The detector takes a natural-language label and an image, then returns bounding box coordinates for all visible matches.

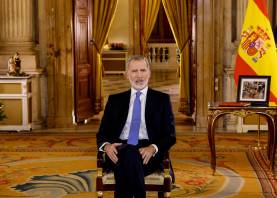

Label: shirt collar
[131,86,148,96]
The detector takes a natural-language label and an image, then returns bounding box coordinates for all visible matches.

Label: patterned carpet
[247,149,277,197]
[0,132,276,197]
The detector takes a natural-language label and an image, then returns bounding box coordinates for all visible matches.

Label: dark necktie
[127,91,141,145]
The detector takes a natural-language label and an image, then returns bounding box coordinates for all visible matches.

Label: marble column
[196,0,215,129]
[236,0,248,42]
[0,0,44,129]
[222,0,247,131]
[44,0,74,128]
[223,66,238,131]
[0,0,36,54]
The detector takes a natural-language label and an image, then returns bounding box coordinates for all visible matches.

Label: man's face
[126,59,151,90]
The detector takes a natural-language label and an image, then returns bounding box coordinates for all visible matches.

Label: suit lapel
[120,90,131,125]
[145,88,153,126]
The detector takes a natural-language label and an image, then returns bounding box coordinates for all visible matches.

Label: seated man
[96,55,176,198]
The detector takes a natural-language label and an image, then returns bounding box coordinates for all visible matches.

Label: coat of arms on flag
[241,26,271,62]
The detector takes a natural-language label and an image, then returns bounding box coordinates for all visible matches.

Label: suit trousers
[104,140,163,198]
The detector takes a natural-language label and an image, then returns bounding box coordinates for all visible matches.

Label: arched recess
[71,0,199,125]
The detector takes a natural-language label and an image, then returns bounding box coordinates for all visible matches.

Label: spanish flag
[234,0,277,105]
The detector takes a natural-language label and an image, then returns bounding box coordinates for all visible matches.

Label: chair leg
[97,191,103,198]
[158,192,164,198]
[158,192,170,198]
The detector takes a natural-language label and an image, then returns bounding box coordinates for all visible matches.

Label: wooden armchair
[96,151,173,198]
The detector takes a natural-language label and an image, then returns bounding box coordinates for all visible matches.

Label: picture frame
[237,75,271,106]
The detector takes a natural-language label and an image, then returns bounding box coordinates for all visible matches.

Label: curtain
[140,0,161,55]
[162,0,192,115]
[91,0,118,113]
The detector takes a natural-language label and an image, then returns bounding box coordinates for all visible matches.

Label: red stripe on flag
[269,92,277,104]
[234,55,256,85]
[254,0,268,18]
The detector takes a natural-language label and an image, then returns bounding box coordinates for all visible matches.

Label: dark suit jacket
[96,88,176,156]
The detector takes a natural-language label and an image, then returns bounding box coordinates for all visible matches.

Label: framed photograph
[237,75,271,106]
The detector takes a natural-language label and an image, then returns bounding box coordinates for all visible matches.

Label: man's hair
[126,55,150,71]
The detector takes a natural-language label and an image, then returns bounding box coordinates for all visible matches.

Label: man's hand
[104,143,122,164]
[139,145,156,165]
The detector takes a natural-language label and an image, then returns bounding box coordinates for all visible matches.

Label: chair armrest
[97,152,104,177]
[97,151,104,168]
[163,150,175,183]
[163,151,170,169]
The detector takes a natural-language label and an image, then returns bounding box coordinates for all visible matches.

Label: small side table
[207,105,277,174]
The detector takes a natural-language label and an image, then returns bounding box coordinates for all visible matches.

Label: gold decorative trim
[208,108,277,118]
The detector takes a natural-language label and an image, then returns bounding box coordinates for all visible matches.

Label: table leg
[270,116,277,171]
[208,114,216,175]
[266,115,273,160]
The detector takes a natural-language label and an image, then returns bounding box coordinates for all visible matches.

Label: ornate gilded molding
[209,107,277,118]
